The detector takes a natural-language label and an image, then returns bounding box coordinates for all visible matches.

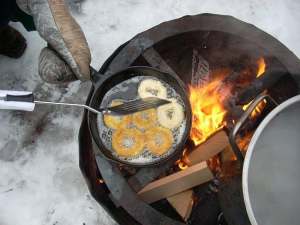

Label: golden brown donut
[145,126,173,156]
[138,79,167,99]
[132,108,157,130]
[104,99,132,129]
[157,98,184,129]
[112,128,145,157]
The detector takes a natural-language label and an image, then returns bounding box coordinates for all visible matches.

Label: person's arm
[16,0,91,83]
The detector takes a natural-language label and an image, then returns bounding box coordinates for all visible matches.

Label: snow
[0,0,300,225]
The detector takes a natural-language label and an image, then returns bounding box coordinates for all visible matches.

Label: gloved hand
[16,0,91,83]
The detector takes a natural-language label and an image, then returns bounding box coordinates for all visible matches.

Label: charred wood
[268,73,299,103]
[236,70,288,105]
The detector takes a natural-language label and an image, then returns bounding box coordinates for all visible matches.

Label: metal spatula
[0,90,171,115]
[103,97,171,115]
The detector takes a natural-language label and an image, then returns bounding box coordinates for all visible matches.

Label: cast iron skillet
[87,66,192,167]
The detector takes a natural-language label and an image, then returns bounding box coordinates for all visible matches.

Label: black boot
[0,25,27,58]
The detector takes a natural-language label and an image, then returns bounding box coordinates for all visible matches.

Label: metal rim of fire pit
[105,13,300,83]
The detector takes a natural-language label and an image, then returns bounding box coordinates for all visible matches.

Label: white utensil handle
[0,90,35,112]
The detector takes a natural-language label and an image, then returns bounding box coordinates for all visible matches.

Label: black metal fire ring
[95,154,185,225]
[105,13,300,82]
[79,13,300,225]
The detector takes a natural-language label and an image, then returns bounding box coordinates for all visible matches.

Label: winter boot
[0,25,27,58]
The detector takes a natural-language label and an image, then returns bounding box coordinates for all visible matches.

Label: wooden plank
[183,129,229,166]
[138,162,213,203]
[128,160,174,192]
[165,130,228,220]
[167,190,194,221]
[221,145,236,163]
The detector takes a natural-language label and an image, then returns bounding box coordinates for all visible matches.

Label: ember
[242,98,267,118]
[243,57,267,118]
[237,132,253,153]
[176,149,189,170]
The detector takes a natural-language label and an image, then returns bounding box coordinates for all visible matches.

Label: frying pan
[230,94,300,225]
[88,66,192,167]
[0,66,192,167]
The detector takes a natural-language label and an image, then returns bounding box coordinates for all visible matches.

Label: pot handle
[229,93,278,163]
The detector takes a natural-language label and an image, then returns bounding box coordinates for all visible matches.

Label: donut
[145,126,173,156]
[138,79,167,99]
[112,128,144,157]
[132,108,157,130]
[104,99,132,129]
[157,98,184,129]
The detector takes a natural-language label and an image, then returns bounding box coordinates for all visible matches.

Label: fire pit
[79,14,300,225]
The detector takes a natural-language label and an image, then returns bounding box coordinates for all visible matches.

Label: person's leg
[0,0,27,58]
[0,0,13,27]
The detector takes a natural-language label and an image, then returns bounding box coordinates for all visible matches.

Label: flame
[177,161,188,170]
[237,132,253,152]
[243,57,267,117]
[189,79,228,146]
[183,56,267,171]
[242,99,267,118]
[256,57,266,78]
[238,57,267,152]
[176,149,189,170]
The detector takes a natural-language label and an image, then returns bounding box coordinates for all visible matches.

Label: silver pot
[241,95,300,225]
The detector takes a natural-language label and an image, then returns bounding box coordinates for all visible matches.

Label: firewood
[128,160,174,192]
[220,145,236,163]
[167,190,194,221]
[165,130,229,218]
[183,129,229,166]
[138,162,213,203]
[236,70,287,105]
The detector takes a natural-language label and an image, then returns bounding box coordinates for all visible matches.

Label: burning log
[138,161,213,203]
[236,70,288,105]
[183,129,229,166]
[268,73,299,103]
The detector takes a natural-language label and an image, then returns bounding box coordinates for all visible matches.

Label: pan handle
[0,90,35,112]
[90,66,107,84]
[229,93,278,163]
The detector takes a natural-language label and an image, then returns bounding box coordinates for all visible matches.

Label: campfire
[86,53,297,224]
[136,56,277,221]
[79,14,300,225]
[174,57,268,172]
[189,57,266,144]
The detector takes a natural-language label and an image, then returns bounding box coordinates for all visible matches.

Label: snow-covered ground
[0,0,300,225]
